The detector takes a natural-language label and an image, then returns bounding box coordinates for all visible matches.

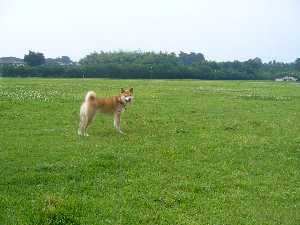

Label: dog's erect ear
[120,88,125,93]
[129,88,133,93]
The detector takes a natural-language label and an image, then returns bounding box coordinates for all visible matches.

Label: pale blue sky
[1,0,299,62]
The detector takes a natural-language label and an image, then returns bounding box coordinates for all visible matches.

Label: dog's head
[120,88,134,104]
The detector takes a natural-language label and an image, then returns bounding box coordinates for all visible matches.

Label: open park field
[0,78,299,224]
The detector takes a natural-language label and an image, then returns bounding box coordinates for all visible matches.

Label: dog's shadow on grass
[77,129,132,140]
[94,130,126,137]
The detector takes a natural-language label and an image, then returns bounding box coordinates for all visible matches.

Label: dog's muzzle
[125,96,133,103]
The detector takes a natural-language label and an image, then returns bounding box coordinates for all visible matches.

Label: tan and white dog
[78,88,133,136]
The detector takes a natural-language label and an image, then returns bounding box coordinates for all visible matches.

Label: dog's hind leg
[78,123,83,136]
[84,112,96,136]
[78,111,91,136]
[78,115,87,136]
[78,104,87,136]
[78,102,96,136]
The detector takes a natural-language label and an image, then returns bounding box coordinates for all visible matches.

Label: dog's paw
[119,130,126,135]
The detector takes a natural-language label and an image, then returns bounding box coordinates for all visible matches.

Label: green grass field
[0,78,299,225]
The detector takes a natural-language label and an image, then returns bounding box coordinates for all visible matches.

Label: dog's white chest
[117,104,125,113]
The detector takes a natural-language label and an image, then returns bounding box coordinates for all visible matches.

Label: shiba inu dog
[78,88,133,136]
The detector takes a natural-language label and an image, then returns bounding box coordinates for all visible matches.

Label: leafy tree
[24,51,45,66]
[179,51,205,65]
[46,56,73,65]
[60,56,72,64]
[295,58,300,71]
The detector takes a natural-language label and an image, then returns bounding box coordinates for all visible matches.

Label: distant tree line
[1,50,300,80]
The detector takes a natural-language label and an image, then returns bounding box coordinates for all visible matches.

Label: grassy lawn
[0,78,299,225]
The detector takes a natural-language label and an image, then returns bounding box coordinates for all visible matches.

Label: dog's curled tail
[85,91,96,102]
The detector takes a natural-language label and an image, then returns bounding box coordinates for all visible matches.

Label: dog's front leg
[114,112,124,134]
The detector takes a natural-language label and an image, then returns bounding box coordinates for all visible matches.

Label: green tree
[24,51,45,66]
[60,56,73,64]
[179,51,205,65]
[295,58,300,71]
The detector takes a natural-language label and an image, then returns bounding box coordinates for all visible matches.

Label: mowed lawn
[0,78,299,225]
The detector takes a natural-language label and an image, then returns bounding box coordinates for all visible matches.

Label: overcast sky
[1,0,299,62]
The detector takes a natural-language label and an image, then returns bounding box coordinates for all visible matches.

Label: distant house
[275,76,297,82]
[0,57,25,66]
